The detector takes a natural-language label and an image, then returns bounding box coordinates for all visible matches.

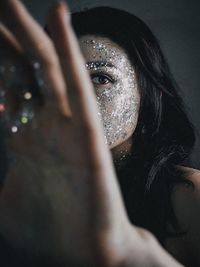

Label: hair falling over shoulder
[71,6,196,244]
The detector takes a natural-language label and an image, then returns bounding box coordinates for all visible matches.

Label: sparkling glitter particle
[0,104,5,112]
[21,116,29,124]
[24,92,32,100]
[33,62,41,70]
[11,126,18,133]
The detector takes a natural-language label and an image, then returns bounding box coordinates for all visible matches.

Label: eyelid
[91,73,114,84]
[90,70,117,83]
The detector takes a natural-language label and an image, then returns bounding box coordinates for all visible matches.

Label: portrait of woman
[0,0,199,266]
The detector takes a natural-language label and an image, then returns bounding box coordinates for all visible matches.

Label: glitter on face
[79,36,140,148]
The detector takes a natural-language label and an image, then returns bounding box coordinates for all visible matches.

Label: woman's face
[79,35,140,153]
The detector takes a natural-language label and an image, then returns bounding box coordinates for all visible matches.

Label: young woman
[0,0,199,266]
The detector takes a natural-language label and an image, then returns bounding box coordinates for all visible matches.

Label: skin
[79,35,140,167]
[79,36,140,164]
[0,0,199,266]
[165,168,200,266]
[79,36,140,149]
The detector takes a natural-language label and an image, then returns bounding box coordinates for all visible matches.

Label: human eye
[90,73,115,86]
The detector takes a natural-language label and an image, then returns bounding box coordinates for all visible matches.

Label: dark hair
[72,7,195,245]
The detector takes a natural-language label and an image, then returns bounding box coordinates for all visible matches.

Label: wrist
[147,232,184,267]
[125,226,184,267]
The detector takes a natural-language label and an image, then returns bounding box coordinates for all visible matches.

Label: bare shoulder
[167,167,200,265]
[171,167,200,228]
[182,166,200,185]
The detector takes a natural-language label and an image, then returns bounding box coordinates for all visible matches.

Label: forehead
[79,35,133,69]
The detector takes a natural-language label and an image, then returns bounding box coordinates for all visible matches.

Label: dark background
[22,0,200,168]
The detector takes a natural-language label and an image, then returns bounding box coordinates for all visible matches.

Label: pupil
[99,76,107,84]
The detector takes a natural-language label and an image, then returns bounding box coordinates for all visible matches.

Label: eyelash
[90,73,115,86]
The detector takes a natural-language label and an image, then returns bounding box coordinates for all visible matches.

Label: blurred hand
[0,1,182,267]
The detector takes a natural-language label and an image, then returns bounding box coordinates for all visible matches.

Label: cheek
[96,80,140,148]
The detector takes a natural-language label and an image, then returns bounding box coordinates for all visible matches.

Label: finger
[0,25,33,111]
[0,24,30,74]
[47,2,128,226]
[0,0,71,117]
[0,24,23,54]
[47,2,103,129]
[47,1,112,162]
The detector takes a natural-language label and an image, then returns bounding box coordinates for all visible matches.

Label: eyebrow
[85,61,117,69]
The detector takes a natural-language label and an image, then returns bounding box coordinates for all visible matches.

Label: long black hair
[72,7,196,245]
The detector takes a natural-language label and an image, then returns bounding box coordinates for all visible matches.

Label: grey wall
[22,0,200,168]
